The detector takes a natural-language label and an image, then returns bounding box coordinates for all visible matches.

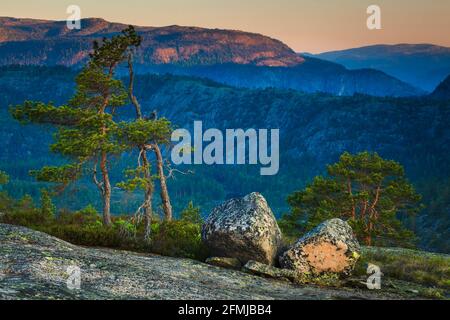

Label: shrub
[0,191,13,212]
[0,171,9,186]
[36,223,134,248]
[114,218,137,238]
[2,194,54,226]
[58,205,101,225]
[40,189,56,219]
[1,196,209,261]
[151,220,208,260]
[180,201,203,225]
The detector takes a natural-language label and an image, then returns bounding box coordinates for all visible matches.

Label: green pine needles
[10,26,174,231]
[280,152,422,247]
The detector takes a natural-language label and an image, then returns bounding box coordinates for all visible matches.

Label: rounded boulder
[279,219,360,276]
[202,193,282,265]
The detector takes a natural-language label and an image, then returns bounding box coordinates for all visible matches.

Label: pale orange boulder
[279,219,361,276]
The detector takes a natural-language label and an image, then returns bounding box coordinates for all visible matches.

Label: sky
[1,0,449,53]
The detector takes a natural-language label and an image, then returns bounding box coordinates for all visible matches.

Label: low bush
[0,196,208,261]
[355,246,450,290]
[151,220,209,260]
[2,196,53,227]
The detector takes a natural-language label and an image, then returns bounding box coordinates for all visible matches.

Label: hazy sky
[1,0,449,53]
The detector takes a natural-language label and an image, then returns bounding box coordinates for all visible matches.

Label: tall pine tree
[10,27,141,225]
[124,31,173,223]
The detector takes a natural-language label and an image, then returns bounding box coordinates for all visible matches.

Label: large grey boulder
[279,219,360,276]
[202,193,282,265]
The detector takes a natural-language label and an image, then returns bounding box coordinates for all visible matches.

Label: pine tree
[180,201,203,225]
[10,26,175,231]
[280,152,422,247]
[116,118,172,238]
[125,33,174,223]
[40,189,56,219]
[10,27,141,226]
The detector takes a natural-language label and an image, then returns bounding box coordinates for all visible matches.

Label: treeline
[1,59,449,252]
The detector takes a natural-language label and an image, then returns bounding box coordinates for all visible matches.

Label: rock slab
[202,193,282,265]
[0,223,394,300]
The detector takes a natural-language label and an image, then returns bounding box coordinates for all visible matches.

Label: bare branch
[92,161,104,195]
[137,148,144,168]
[164,160,194,180]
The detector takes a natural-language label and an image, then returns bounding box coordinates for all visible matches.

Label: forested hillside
[315,44,450,92]
[0,66,449,252]
[430,75,450,100]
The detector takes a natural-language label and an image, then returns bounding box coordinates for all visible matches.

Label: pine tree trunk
[143,189,153,240]
[100,151,112,226]
[128,55,156,234]
[365,221,373,246]
[142,151,153,239]
[153,143,172,221]
[366,234,372,247]
[128,57,142,119]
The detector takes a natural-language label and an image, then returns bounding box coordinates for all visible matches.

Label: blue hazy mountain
[138,56,422,97]
[430,75,450,100]
[314,44,450,92]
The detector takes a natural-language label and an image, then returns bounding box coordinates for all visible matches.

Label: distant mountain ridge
[314,44,450,92]
[0,17,422,97]
[141,56,422,97]
[0,17,304,67]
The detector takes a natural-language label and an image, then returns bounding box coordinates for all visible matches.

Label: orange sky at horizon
[1,0,449,53]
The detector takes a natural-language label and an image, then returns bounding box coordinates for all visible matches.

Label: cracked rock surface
[1,223,399,300]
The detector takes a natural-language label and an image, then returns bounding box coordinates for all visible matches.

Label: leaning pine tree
[10,27,140,226]
[122,29,174,224]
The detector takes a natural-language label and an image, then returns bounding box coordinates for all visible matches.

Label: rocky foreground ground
[0,223,415,300]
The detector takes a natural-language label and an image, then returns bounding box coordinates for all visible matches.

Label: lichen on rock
[279,219,361,276]
[205,257,242,270]
[202,193,282,265]
[243,260,297,282]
